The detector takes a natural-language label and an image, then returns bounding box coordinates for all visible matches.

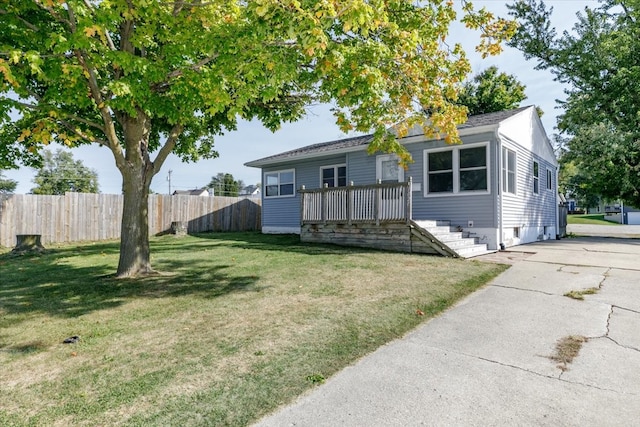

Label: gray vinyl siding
[345,132,498,228]
[500,142,556,228]
[261,155,346,229]
[260,131,555,231]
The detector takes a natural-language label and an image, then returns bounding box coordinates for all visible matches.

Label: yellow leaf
[17,128,31,142]
[84,26,97,37]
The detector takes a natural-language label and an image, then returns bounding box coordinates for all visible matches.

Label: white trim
[262,226,301,234]
[546,168,553,191]
[319,163,347,188]
[264,169,296,198]
[501,146,517,196]
[423,141,490,197]
[376,154,404,182]
[532,161,540,195]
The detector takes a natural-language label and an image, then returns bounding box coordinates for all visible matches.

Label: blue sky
[4,1,596,194]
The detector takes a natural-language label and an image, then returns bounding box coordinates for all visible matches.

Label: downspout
[496,128,505,251]
[555,165,560,239]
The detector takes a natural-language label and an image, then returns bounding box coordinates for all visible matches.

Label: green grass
[567,214,620,225]
[564,287,600,300]
[0,233,507,426]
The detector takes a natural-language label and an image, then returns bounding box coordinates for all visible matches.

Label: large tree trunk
[116,166,153,277]
[115,112,156,278]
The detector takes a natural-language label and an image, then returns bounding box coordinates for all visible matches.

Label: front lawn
[0,233,507,426]
[568,214,620,225]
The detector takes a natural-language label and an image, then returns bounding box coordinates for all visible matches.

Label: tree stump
[170,221,188,236]
[13,234,45,254]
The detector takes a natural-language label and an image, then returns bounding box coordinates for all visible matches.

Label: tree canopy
[31,148,99,194]
[0,170,18,194]
[0,0,515,276]
[208,173,244,197]
[508,0,640,207]
[456,66,527,116]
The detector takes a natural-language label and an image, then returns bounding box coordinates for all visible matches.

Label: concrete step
[419,226,463,238]
[455,244,491,258]
[414,220,450,228]
[441,238,481,249]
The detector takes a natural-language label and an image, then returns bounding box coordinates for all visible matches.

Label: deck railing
[300,179,412,225]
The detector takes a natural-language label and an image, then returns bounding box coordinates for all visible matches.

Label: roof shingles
[246,106,532,167]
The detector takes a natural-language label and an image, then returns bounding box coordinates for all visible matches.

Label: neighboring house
[172,188,210,197]
[239,185,261,198]
[605,204,640,225]
[245,106,559,255]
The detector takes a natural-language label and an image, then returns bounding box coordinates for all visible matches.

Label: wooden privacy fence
[300,179,412,225]
[0,193,261,247]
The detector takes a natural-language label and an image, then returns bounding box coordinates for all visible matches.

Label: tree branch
[0,9,40,32]
[58,118,110,146]
[152,124,184,175]
[151,54,218,92]
[79,0,118,51]
[34,0,72,28]
[73,50,125,169]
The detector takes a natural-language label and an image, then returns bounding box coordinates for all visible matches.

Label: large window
[264,170,295,198]
[502,147,516,194]
[425,143,489,195]
[533,161,539,194]
[321,165,347,188]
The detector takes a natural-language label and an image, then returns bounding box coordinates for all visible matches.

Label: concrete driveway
[255,233,640,426]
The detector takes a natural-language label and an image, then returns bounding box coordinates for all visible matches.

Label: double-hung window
[425,143,489,195]
[502,147,516,194]
[459,146,487,191]
[264,170,295,197]
[321,165,347,187]
[427,150,453,193]
[533,161,539,194]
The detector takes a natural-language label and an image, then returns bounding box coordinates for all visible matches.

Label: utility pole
[167,169,173,195]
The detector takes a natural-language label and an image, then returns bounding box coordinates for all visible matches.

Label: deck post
[375,179,381,226]
[322,183,328,224]
[406,177,412,224]
[348,181,354,226]
[300,185,305,226]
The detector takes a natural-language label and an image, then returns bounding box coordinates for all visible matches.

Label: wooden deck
[299,181,489,258]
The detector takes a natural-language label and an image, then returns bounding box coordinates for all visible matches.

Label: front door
[376,154,406,220]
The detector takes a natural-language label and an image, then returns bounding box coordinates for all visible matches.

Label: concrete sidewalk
[255,236,640,426]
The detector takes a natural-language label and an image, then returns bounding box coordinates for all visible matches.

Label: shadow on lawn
[0,232,368,326]
[0,244,261,327]
[189,231,372,255]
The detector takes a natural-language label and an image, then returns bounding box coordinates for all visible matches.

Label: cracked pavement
[255,235,640,426]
